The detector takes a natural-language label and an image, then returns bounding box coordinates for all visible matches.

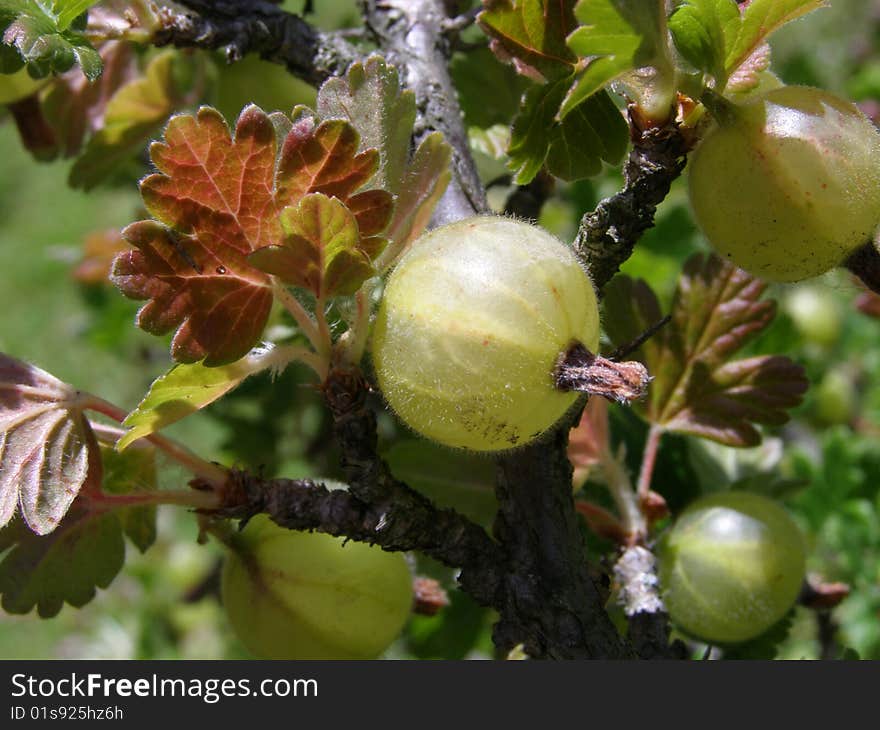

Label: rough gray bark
[154,0,359,85]
[575,120,692,291]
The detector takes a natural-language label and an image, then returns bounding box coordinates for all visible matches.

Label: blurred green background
[1,0,880,659]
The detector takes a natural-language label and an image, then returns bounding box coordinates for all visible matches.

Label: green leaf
[0,353,102,535]
[603,254,808,447]
[668,0,826,90]
[69,50,183,190]
[562,0,668,116]
[478,0,579,82]
[668,0,740,84]
[99,444,157,552]
[509,77,626,184]
[118,347,287,451]
[315,57,451,256]
[53,0,99,32]
[250,192,387,299]
[0,508,124,617]
[1,0,102,80]
[383,440,496,527]
[726,0,827,79]
[546,85,628,179]
[317,55,415,194]
[382,132,451,253]
[450,46,530,128]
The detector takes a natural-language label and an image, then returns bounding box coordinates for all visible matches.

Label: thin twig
[636,424,663,500]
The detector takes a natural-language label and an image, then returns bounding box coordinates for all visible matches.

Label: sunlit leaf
[250,193,385,299]
[668,0,826,90]
[112,103,394,364]
[317,55,415,193]
[603,254,808,447]
[726,0,827,80]
[0,353,101,535]
[117,347,287,450]
[562,0,668,116]
[315,57,450,253]
[668,0,740,86]
[478,0,578,82]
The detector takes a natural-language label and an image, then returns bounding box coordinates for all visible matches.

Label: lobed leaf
[113,89,413,365]
[1,0,102,80]
[315,58,450,254]
[562,0,668,116]
[0,509,123,617]
[0,353,101,535]
[509,77,626,184]
[668,0,826,90]
[112,105,279,366]
[250,193,386,299]
[603,254,808,447]
[478,0,579,82]
[317,55,416,194]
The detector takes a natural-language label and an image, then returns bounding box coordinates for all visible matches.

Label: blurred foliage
[0,1,879,660]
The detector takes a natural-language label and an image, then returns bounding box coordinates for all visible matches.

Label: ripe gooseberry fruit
[658,491,806,644]
[688,85,880,282]
[221,516,413,659]
[371,215,600,451]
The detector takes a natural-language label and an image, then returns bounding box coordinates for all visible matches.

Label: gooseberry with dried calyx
[371,216,648,452]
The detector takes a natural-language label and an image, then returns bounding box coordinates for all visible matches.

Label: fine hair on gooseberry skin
[371,215,602,452]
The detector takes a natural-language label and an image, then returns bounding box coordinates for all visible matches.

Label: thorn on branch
[607,314,671,362]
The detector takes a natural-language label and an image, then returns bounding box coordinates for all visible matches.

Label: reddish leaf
[603,254,808,447]
[276,116,380,203]
[249,193,383,299]
[112,105,279,365]
[478,0,579,82]
[113,102,395,364]
[0,354,102,535]
[113,219,273,365]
